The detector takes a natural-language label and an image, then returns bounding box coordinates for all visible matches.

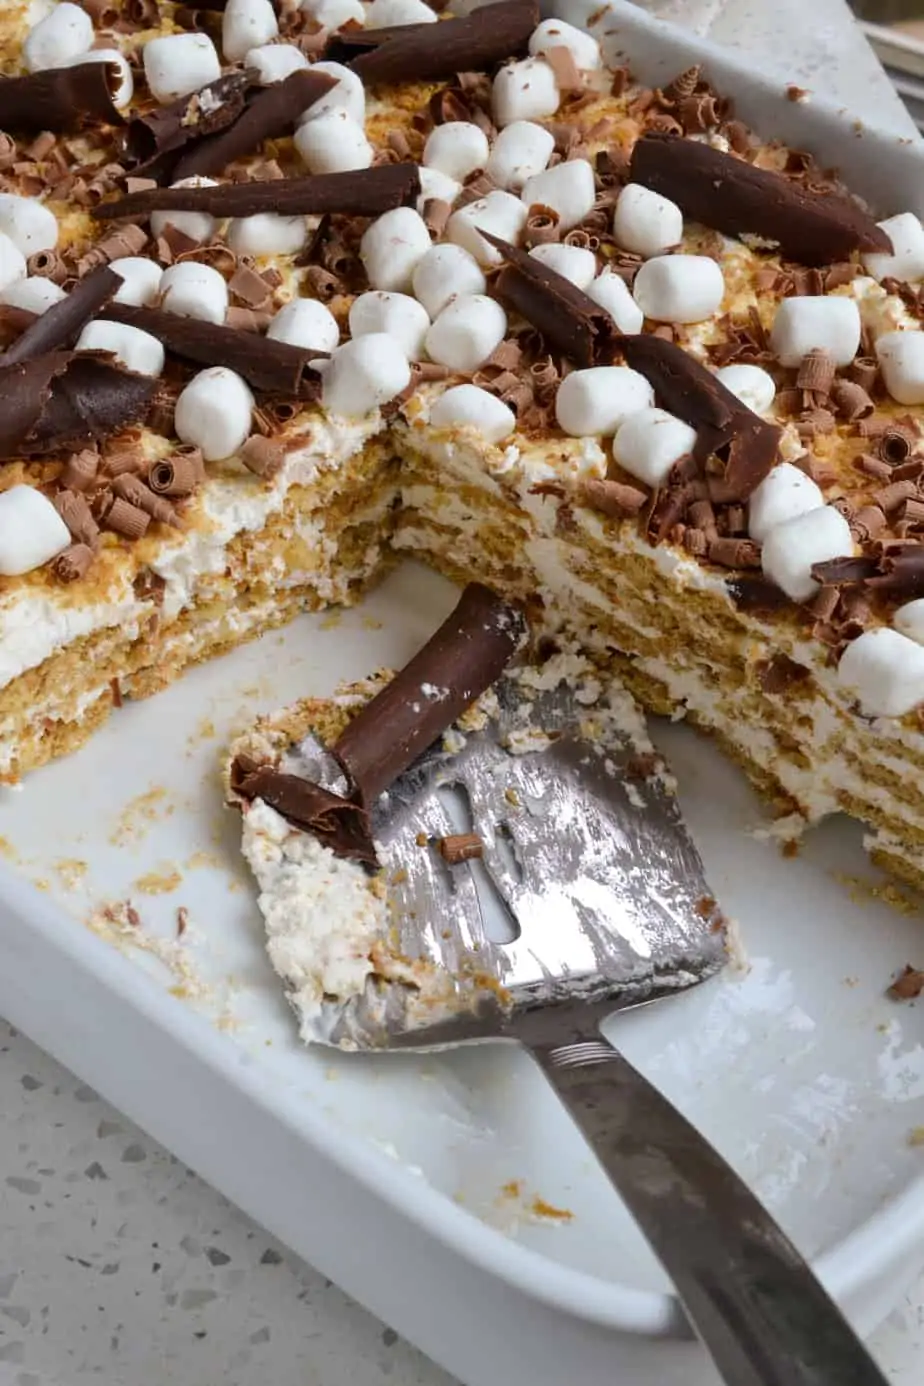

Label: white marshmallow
[175,367,254,461]
[528,17,601,69]
[894,598,924,646]
[0,195,57,258]
[300,0,365,25]
[715,363,776,416]
[295,108,372,174]
[485,121,555,192]
[366,0,437,23]
[24,2,93,74]
[411,242,486,318]
[862,213,924,285]
[76,320,165,377]
[586,269,644,335]
[769,295,861,368]
[360,206,432,292]
[143,33,221,105]
[0,276,66,314]
[159,261,228,325]
[59,48,133,109]
[267,298,340,353]
[492,58,560,127]
[0,232,27,294]
[109,257,163,308]
[416,166,461,214]
[223,0,278,62]
[633,254,725,324]
[747,462,823,544]
[320,333,411,417]
[837,628,924,718]
[0,485,70,577]
[529,242,597,290]
[424,294,507,373]
[520,159,595,234]
[350,291,429,360]
[760,505,852,603]
[876,330,924,406]
[612,184,683,259]
[429,384,516,443]
[244,42,308,85]
[150,177,219,247]
[227,213,308,257]
[423,123,490,183]
[298,62,364,125]
[611,407,698,487]
[446,191,528,266]
[555,366,654,437]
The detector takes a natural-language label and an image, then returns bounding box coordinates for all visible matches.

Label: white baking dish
[1,7,924,1385]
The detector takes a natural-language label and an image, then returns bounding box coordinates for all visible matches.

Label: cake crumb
[529,1197,574,1222]
[110,786,171,846]
[320,612,342,630]
[53,858,88,891]
[887,965,924,1001]
[134,868,183,896]
[909,1127,924,1148]
[0,835,18,862]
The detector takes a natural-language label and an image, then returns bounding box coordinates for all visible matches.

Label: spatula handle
[531,1037,889,1386]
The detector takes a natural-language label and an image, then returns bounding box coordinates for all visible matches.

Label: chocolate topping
[94,164,421,222]
[0,265,120,368]
[231,757,377,865]
[102,304,325,397]
[124,73,250,179]
[0,353,155,460]
[630,133,891,267]
[334,582,525,807]
[348,0,538,86]
[0,61,122,134]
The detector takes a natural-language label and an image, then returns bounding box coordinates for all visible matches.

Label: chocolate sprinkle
[0,61,123,134]
[0,265,121,368]
[630,133,891,267]
[348,0,538,86]
[0,353,155,460]
[231,757,377,865]
[124,73,251,179]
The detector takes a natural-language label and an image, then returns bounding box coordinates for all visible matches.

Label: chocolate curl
[77,224,148,276]
[422,197,452,237]
[0,62,122,134]
[830,379,873,421]
[102,493,150,538]
[27,248,68,283]
[0,353,156,459]
[333,582,525,807]
[226,306,274,333]
[239,435,284,478]
[112,474,178,526]
[53,489,99,546]
[796,347,835,394]
[630,133,891,267]
[523,204,560,247]
[102,443,145,477]
[53,542,94,582]
[147,448,205,496]
[231,757,377,866]
[349,0,538,86]
[579,478,647,517]
[61,448,99,491]
[229,264,272,310]
[124,72,251,178]
[0,265,120,368]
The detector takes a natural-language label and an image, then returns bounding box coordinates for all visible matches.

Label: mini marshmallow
[227,213,308,256]
[267,298,340,353]
[416,166,461,214]
[612,183,683,259]
[223,0,278,62]
[244,42,308,85]
[360,206,432,291]
[769,295,861,368]
[485,120,555,191]
[0,485,70,577]
[294,108,372,174]
[24,2,93,73]
[446,191,529,267]
[0,232,27,294]
[632,254,725,324]
[585,269,643,335]
[0,195,57,257]
[521,159,595,233]
[59,48,133,109]
[298,62,364,125]
[837,627,924,718]
[612,407,698,486]
[366,0,437,23]
[423,122,490,183]
[321,333,411,417]
[76,320,165,377]
[715,363,776,415]
[411,242,486,318]
[492,58,560,127]
[529,242,597,289]
[430,384,516,444]
[109,256,163,308]
[876,330,924,406]
[349,291,430,361]
[760,504,852,603]
[175,367,254,461]
[555,366,654,437]
[143,33,221,105]
[159,261,228,325]
[150,177,219,247]
[894,598,924,646]
[425,294,507,373]
[862,212,924,285]
[747,461,823,544]
[300,0,365,25]
[0,276,66,314]
[529,17,601,68]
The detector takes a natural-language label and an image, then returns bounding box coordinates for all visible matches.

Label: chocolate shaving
[0,265,120,369]
[630,133,891,267]
[830,379,873,421]
[349,0,538,86]
[810,557,878,586]
[124,73,250,178]
[0,61,122,134]
[725,575,791,612]
[53,489,98,546]
[888,965,924,1001]
[239,435,284,478]
[95,164,421,221]
[0,353,155,459]
[579,478,647,518]
[53,543,94,582]
[231,757,377,866]
[61,448,99,491]
[439,832,484,864]
[334,583,525,807]
[796,347,835,394]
